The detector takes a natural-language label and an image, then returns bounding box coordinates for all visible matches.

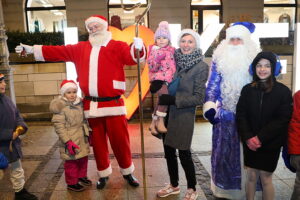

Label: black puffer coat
[236,81,293,172]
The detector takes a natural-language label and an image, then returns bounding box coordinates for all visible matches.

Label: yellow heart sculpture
[109,25,154,119]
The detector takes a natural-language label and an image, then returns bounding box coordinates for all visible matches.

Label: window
[264,0,295,4]
[25,0,66,32]
[191,0,221,5]
[191,0,222,33]
[264,0,296,30]
[108,0,148,30]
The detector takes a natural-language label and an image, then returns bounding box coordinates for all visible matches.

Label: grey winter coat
[0,94,27,163]
[165,61,209,150]
[49,97,90,160]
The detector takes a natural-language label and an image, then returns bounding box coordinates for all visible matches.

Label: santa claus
[16,15,145,189]
[203,22,261,199]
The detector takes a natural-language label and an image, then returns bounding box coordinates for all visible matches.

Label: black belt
[84,95,121,102]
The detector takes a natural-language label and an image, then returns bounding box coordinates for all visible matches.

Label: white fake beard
[213,39,261,113]
[89,31,110,46]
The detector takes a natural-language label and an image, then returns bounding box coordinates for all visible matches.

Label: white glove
[133,37,143,51]
[15,43,34,54]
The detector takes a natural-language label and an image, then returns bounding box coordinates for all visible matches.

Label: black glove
[204,108,220,125]
[158,94,175,105]
[150,80,164,94]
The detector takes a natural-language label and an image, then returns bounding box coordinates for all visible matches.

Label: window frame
[25,0,66,32]
[107,0,149,28]
[190,2,223,34]
[263,0,297,23]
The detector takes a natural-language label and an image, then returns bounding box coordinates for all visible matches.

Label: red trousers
[88,115,134,177]
[64,156,88,185]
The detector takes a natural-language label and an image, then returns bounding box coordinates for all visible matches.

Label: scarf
[174,48,203,72]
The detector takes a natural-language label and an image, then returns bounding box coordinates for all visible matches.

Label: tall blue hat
[226,21,255,40]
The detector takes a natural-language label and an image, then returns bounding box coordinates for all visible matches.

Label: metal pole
[120,1,151,199]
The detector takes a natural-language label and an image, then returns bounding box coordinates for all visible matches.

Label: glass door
[192,6,221,33]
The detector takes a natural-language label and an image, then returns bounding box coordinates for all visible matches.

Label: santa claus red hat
[85,15,108,31]
[60,80,78,95]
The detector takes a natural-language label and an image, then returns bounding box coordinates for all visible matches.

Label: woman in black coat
[236,52,293,200]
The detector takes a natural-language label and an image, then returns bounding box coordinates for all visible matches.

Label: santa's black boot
[123,174,139,187]
[96,177,109,189]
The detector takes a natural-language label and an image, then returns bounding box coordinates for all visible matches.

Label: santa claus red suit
[18,15,145,188]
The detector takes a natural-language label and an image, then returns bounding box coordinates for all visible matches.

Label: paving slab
[0,121,296,200]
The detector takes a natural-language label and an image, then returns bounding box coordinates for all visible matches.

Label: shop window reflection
[25,0,66,32]
[108,0,148,30]
[263,0,296,46]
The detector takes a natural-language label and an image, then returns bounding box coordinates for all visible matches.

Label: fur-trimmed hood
[49,96,81,114]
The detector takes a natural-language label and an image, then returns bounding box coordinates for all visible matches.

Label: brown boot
[149,118,159,135]
[156,117,167,133]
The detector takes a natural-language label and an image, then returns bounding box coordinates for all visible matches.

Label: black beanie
[251,52,277,77]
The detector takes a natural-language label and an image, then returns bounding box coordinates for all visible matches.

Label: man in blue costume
[203,22,261,199]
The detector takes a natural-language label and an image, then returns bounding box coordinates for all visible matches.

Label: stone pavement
[0,120,296,200]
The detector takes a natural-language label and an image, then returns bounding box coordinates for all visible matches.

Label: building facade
[1,0,298,119]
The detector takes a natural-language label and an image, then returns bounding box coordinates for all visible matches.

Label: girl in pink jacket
[147,21,176,137]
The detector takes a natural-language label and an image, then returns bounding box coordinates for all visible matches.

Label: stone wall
[149,0,190,31]
[65,0,107,33]
[2,0,25,31]
[11,62,66,120]
[222,0,263,23]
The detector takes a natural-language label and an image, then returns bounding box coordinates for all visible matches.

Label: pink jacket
[147,45,176,83]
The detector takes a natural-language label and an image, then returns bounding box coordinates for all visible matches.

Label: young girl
[49,80,91,192]
[147,21,176,137]
[236,52,293,200]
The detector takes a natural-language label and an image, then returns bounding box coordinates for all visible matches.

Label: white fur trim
[113,80,126,90]
[120,163,135,175]
[226,25,251,40]
[85,16,108,31]
[177,29,201,49]
[152,114,158,120]
[89,46,101,96]
[84,104,127,118]
[211,181,245,200]
[33,45,45,61]
[102,32,112,47]
[97,164,112,177]
[203,101,217,119]
[60,82,78,95]
[156,111,167,117]
[130,44,146,63]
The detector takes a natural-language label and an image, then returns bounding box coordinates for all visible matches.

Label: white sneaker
[183,189,198,200]
[157,184,180,198]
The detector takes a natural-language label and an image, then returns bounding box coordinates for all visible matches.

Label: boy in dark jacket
[0,73,38,200]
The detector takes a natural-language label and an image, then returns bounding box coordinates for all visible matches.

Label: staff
[120,0,151,199]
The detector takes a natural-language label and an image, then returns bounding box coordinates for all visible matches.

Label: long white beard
[213,39,261,113]
[89,31,111,46]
